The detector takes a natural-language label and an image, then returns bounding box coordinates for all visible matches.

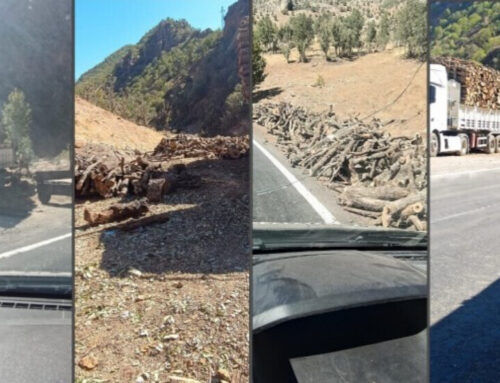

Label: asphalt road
[253,140,324,223]
[252,128,365,225]
[0,196,72,275]
[431,167,500,382]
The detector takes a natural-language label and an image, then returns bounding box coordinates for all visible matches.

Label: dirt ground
[75,156,249,383]
[431,152,500,176]
[76,97,166,152]
[255,46,426,138]
[75,100,250,382]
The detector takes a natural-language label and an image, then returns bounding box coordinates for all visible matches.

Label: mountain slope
[76,0,250,136]
[75,97,164,152]
[430,1,500,69]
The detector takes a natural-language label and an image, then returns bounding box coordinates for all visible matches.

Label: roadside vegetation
[1,89,34,168]
[253,0,426,63]
[430,1,500,69]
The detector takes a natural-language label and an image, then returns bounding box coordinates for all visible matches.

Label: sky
[76,0,237,80]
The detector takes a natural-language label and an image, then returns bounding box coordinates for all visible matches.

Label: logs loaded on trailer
[75,135,249,201]
[254,102,426,231]
[432,56,500,110]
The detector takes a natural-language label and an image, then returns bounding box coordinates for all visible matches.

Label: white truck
[430,63,500,156]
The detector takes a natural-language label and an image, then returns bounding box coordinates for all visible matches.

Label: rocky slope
[76,0,250,137]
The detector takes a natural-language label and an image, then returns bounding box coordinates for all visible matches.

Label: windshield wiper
[253,223,427,252]
[0,274,72,299]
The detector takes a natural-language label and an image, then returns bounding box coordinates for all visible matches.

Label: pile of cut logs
[432,56,500,109]
[254,102,427,231]
[75,135,249,201]
[153,134,249,159]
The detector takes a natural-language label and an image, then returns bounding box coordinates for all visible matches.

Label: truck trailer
[430,63,500,156]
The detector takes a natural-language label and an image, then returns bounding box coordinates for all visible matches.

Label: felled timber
[254,102,427,230]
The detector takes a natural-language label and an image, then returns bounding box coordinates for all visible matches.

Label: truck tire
[37,185,51,204]
[486,134,497,154]
[430,132,439,157]
[495,136,500,153]
[458,134,469,156]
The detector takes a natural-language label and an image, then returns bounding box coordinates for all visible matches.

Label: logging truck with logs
[430,63,500,156]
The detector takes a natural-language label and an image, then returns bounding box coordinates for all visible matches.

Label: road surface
[431,162,500,382]
[0,195,71,275]
[252,128,364,225]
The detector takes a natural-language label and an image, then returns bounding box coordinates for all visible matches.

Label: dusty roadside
[74,101,250,382]
[431,153,500,177]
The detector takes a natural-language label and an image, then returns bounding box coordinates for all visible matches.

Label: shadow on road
[95,157,250,277]
[0,181,36,228]
[431,278,500,382]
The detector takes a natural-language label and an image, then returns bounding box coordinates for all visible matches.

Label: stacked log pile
[75,135,249,201]
[152,135,249,160]
[254,102,427,231]
[432,56,500,110]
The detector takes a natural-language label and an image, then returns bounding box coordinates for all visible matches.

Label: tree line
[0,89,34,168]
[254,0,426,63]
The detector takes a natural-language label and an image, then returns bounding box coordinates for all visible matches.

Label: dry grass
[255,46,426,138]
[75,97,166,152]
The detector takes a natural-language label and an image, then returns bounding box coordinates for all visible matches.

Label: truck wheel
[486,134,497,154]
[495,136,500,153]
[458,134,469,156]
[430,132,439,157]
[37,185,51,204]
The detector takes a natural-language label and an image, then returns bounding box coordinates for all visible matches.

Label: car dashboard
[252,248,427,382]
[0,297,72,383]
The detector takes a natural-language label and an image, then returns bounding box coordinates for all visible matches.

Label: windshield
[0,0,72,296]
[252,6,427,249]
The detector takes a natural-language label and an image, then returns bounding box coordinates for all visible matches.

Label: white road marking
[0,271,71,277]
[431,200,500,224]
[0,233,72,260]
[254,140,337,224]
[432,166,500,180]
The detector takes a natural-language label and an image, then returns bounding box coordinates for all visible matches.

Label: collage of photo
[0,0,498,382]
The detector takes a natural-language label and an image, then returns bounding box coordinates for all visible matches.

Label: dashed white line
[432,166,500,180]
[431,200,500,224]
[254,139,337,224]
[0,233,72,260]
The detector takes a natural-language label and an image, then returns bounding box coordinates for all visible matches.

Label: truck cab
[430,64,465,156]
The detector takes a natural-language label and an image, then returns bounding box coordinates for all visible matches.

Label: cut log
[83,200,149,226]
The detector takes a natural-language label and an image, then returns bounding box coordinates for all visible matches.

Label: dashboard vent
[0,300,72,311]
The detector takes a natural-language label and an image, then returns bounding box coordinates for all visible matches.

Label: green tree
[255,15,279,53]
[365,21,377,52]
[316,14,333,60]
[343,9,364,52]
[331,17,343,56]
[290,14,314,62]
[377,11,391,49]
[396,0,426,59]
[1,89,34,165]
[278,24,295,63]
[252,39,267,88]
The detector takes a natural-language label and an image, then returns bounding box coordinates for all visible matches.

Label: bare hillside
[75,97,165,152]
[255,46,426,137]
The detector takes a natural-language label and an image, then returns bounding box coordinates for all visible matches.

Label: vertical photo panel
[74,0,250,382]
[251,0,428,381]
[0,0,73,382]
[429,1,500,382]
